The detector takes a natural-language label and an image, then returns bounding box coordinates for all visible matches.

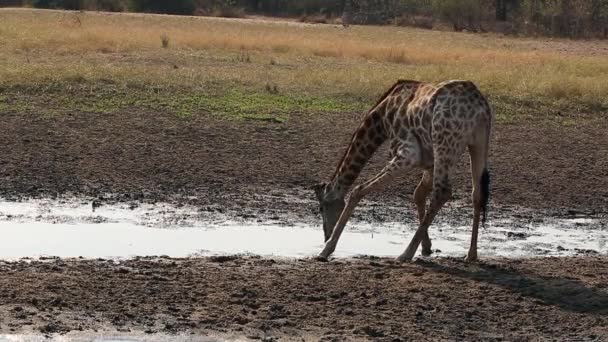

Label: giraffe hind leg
[398,141,464,262]
[466,142,489,262]
[413,169,433,256]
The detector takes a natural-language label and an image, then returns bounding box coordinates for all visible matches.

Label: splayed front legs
[318,149,419,260]
[318,139,488,262]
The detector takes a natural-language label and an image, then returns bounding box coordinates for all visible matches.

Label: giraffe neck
[326,106,389,199]
[324,79,420,200]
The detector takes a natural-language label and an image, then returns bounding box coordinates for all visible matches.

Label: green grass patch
[2,79,604,128]
[145,87,365,121]
[0,83,367,122]
[0,95,7,112]
[2,8,607,123]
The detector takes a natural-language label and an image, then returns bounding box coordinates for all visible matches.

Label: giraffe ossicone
[315,79,493,262]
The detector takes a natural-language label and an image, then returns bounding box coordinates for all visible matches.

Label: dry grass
[1,8,607,108]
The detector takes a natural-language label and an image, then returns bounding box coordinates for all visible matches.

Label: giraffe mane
[370,79,419,108]
[329,79,420,182]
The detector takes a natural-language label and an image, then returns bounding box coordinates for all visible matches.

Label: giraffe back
[380,80,492,167]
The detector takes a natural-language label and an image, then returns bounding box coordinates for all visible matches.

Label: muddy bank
[0,106,606,223]
[0,256,607,340]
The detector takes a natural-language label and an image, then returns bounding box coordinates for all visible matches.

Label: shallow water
[0,199,606,260]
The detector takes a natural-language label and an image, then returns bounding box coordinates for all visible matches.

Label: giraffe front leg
[413,170,433,256]
[317,183,365,260]
[421,232,433,257]
[318,153,417,260]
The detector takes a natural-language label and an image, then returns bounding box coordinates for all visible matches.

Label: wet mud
[0,106,607,223]
[0,104,607,340]
[0,256,607,341]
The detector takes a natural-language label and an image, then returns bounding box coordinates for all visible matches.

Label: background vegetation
[0,8,606,125]
[0,0,607,38]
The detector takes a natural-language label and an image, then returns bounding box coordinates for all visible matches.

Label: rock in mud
[506,232,527,239]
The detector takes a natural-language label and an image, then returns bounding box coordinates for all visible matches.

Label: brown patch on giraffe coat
[343,173,356,183]
[385,108,396,126]
[365,144,375,154]
[356,128,366,140]
[349,162,362,174]
[369,79,419,109]
[367,129,376,140]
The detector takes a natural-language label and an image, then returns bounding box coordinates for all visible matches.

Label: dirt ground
[0,101,606,221]
[0,256,607,341]
[0,92,607,340]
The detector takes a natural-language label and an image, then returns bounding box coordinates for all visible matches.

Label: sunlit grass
[0,8,607,118]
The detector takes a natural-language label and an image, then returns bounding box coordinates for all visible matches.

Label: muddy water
[0,199,606,260]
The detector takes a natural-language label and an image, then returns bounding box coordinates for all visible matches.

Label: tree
[496,0,507,21]
[130,0,196,15]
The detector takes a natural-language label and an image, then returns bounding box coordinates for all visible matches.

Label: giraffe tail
[481,98,493,227]
[480,168,490,226]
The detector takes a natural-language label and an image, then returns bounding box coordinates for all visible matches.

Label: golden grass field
[1,8,607,121]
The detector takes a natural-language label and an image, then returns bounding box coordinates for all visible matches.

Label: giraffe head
[314,182,345,242]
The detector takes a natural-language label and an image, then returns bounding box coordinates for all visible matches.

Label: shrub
[298,14,328,24]
[95,0,129,11]
[160,34,169,48]
[394,14,435,29]
[0,0,24,7]
[432,0,489,32]
[27,0,129,11]
[28,0,56,8]
[130,0,196,15]
[210,5,245,18]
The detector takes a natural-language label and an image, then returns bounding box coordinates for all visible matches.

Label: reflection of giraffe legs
[413,169,433,256]
[318,148,419,259]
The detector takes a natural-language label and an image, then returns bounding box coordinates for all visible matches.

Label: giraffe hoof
[421,248,433,257]
[464,254,478,262]
[314,255,329,262]
[396,254,413,263]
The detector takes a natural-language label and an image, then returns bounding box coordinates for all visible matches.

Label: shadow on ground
[418,258,608,314]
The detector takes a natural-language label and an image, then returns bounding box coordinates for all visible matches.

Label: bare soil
[0,256,607,341]
[0,101,606,221]
[0,95,607,339]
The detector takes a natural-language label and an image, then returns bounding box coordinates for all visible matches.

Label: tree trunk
[496,0,507,21]
[249,0,259,12]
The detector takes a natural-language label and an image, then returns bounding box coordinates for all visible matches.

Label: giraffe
[314,79,493,262]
